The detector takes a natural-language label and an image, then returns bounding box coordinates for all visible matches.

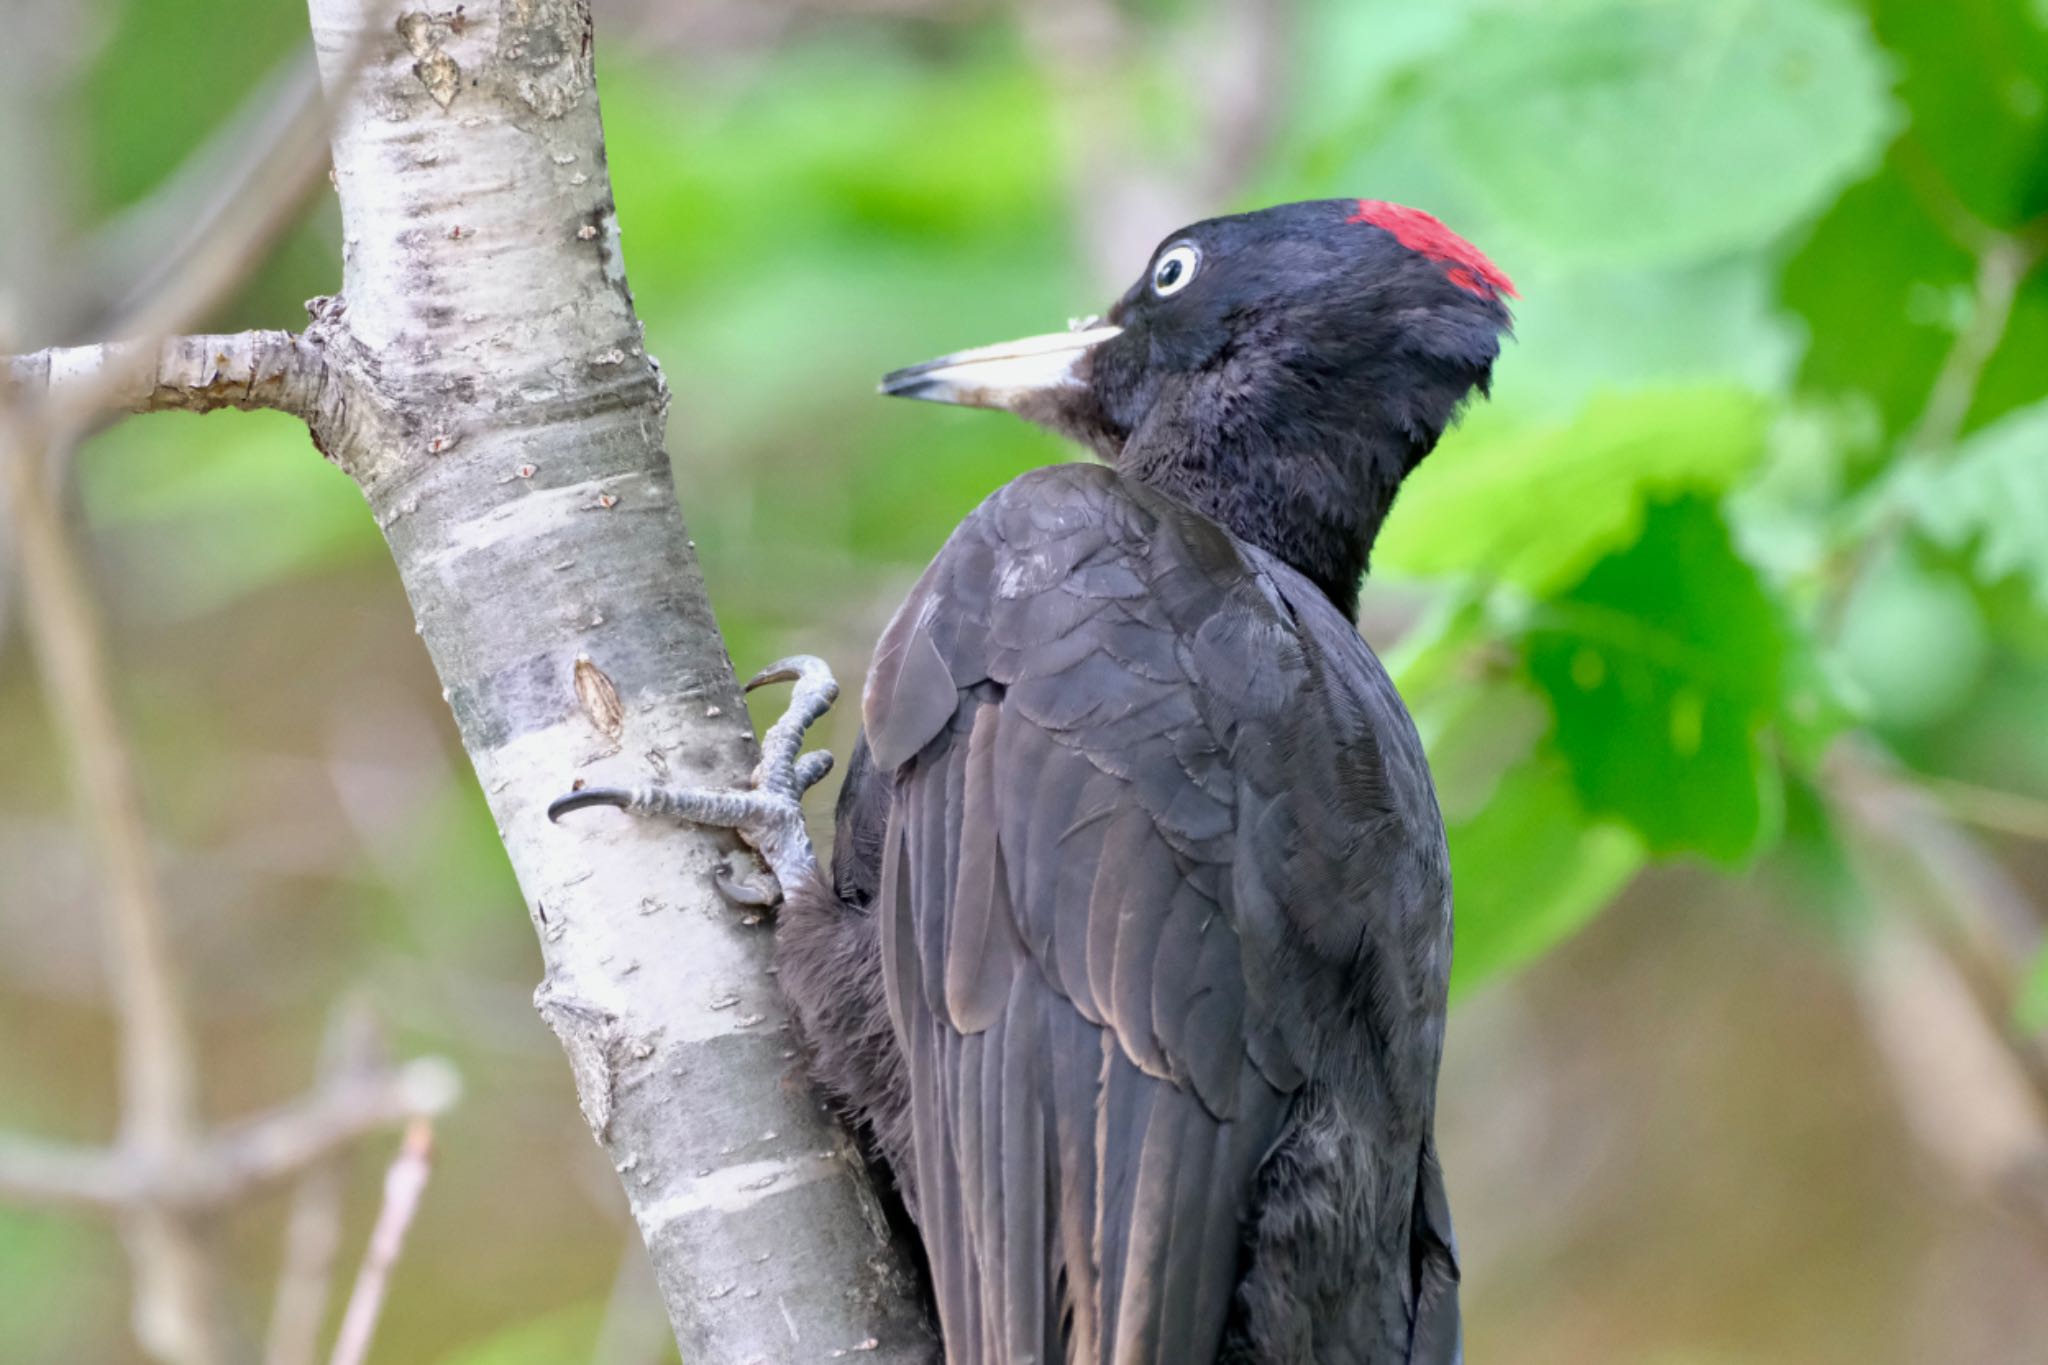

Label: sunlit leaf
[1380,385,1768,592]
[1494,257,1801,420]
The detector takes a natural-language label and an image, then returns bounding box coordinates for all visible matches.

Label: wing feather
[869,463,1455,1364]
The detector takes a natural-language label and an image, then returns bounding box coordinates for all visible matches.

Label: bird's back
[849,462,1458,1365]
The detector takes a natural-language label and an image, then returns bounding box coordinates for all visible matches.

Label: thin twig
[327,1119,436,1365]
[265,1003,383,1365]
[1918,773,2048,845]
[1905,234,2037,458]
[0,1056,459,1212]
[1894,133,2004,257]
[1821,215,2048,635]
[1830,743,2048,1093]
[0,1131,143,1208]
[25,8,392,444]
[1851,909,2048,1247]
[6,5,389,458]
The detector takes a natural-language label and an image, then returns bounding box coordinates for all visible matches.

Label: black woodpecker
[554,198,1515,1365]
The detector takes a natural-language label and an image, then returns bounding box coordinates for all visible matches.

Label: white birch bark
[1,1,936,1358]
[295,2,933,1357]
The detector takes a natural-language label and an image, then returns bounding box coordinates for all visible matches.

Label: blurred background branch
[325,1117,434,1365]
[3,404,226,1360]
[0,9,447,1365]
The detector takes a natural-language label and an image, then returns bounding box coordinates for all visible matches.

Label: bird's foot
[548,655,840,907]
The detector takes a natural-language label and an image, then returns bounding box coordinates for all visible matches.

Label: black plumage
[775,199,1512,1365]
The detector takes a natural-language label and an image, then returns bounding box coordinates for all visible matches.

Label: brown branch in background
[0,24,392,1360]
[1852,911,2048,1246]
[0,333,435,1363]
[1802,160,2048,1239]
[10,11,387,459]
[1832,746,2048,1063]
[1832,744,2048,1239]
[1180,0,1293,208]
[327,1119,436,1365]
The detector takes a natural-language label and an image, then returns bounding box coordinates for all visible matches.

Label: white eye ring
[1151,243,1201,297]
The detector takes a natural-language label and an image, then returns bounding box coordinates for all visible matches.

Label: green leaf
[1780,155,2048,443]
[1855,0,2048,228]
[1378,385,1768,592]
[1906,398,2048,612]
[1396,610,1642,994]
[1780,0,2048,442]
[1525,497,1789,862]
[1421,0,1896,265]
[1447,754,1645,997]
[1493,257,1801,421]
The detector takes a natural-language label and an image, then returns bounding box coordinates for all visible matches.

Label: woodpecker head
[883,199,1515,616]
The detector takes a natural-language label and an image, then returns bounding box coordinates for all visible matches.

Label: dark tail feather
[1408,1138,1462,1365]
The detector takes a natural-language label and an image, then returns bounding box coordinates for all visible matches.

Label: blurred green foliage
[66,0,2048,1011]
[12,0,2048,1357]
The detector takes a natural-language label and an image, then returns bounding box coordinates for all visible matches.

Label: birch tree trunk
[10,1,935,1359]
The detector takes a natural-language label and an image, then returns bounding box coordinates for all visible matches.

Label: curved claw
[745,654,838,701]
[547,787,634,822]
[715,859,784,908]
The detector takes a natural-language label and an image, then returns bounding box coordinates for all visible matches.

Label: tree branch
[1905,231,2040,458]
[2,330,326,429]
[326,1118,435,1365]
[0,1057,457,1212]
[264,1003,383,1365]
[1917,772,2048,845]
[1830,742,2048,1238]
[287,1,934,1357]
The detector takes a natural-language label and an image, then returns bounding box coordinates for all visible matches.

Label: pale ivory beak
[879,324,1123,410]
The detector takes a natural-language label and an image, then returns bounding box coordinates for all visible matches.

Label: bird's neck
[1118,411,1423,621]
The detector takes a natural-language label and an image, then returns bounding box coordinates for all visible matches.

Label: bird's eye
[1151,244,1201,297]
